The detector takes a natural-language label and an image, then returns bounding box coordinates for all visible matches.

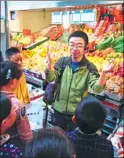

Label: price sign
[51,12,62,24]
[80,10,96,22]
[62,11,70,23]
[71,10,80,23]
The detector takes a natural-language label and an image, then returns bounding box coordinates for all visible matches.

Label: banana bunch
[113,36,124,53]
[22,50,35,59]
[96,36,114,50]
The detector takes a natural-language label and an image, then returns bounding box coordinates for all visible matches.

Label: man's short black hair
[6,47,20,58]
[75,95,107,134]
[68,31,89,46]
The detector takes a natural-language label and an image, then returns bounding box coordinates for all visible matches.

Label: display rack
[22,37,48,50]
[91,93,123,136]
[24,69,43,87]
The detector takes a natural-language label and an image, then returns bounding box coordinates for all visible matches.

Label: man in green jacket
[45,31,114,131]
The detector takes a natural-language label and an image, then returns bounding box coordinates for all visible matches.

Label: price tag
[62,11,70,23]
[80,10,96,22]
[52,12,62,24]
[71,10,80,23]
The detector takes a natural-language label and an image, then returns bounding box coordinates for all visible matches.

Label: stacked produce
[84,19,123,98]
[22,50,35,59]
[22,41,69,73]
[40,25,64,40]
[96,35,115,50]
[69,24,93,35]
[58,24,94,44]
[105,76,123,97]
[88,21,123,50]
[40,25,58,36]
[12,16,123,98]
[85,47,123,97]
[23,53,47,73]
[113,36,124,53]
[11,32,47,48]
[96,35,124,53]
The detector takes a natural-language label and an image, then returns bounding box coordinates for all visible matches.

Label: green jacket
[45,56,104,115]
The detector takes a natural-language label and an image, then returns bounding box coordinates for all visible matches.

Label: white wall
[9,11,24,32]
[22,11,51,32]
[9,10,51,32]
[0,34,7,59]
[1,19,5,33]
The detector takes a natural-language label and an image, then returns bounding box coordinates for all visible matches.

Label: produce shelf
[104,123,115,130]
[22,37,49,50]
[105,91,123,102]
[106,117,117,124]
[24,69,42,80]
[24,70,43,87]
[101,129,111,135]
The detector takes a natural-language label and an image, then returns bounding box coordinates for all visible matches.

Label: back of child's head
[0,61,23,86]
[0,92,12,123]
[6,47,20,58]
[25,127,76,158]
[75,95,107,134]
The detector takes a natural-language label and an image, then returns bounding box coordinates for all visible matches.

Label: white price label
[72,13,80,22]
[52,14,62,24]
[63,14,69,23]
[81,12,96,22]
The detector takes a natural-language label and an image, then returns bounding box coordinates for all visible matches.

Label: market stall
[7,1,124,139]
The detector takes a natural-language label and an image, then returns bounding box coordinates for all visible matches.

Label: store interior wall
[0,34,7,60]
[9,10,52,33]
[9,11,24,32]
[1,20,5,33]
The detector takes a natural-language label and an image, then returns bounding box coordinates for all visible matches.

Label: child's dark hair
[68,31,89,46]
[0,92,12,123]
[6,47,20,58]
[25,127,75,158]
[75,95,107,134]
[0,61,23,86]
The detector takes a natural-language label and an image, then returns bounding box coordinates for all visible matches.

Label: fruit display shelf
[94,95,123,136]
[85,47,123,101]
[22,37,49,50]
[24,69,42,79]
[24,69,43,87]
[22,40,69,77]
[105,91,123,102]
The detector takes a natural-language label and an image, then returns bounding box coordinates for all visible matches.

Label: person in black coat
[0,50,4,62]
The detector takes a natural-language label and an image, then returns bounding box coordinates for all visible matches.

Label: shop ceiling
[8,1,123,11]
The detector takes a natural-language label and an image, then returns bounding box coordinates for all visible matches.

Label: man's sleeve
[16,105,33,143]
[45,57,64,83]
[88,63,105,93]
